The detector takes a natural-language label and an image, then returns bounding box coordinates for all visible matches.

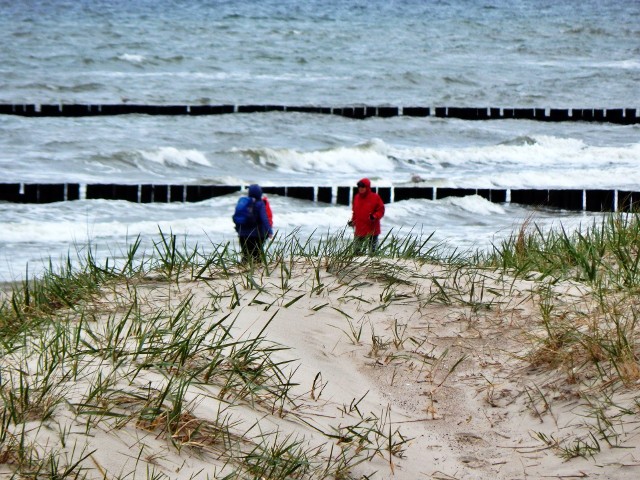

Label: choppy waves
[139,147,210,167]
[1,0,638,281]
[234,139,396,175]
[227,136,640,189]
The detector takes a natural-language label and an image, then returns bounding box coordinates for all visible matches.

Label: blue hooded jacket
[236,184,273,238]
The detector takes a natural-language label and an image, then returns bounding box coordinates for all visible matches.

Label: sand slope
[1,256,639,479]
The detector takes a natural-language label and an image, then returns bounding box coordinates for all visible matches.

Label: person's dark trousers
[240,236,265,263]
[353,235,378,255]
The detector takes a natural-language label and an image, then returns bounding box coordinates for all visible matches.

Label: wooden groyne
[1,183,638,212]
[0,104,637,124]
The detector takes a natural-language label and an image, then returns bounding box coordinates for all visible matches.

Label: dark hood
[248,184,263,200]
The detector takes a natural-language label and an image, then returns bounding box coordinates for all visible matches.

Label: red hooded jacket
[351,178,385,237]
[263,195,273,226]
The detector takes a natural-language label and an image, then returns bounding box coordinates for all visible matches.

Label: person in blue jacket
[234,184,273,263]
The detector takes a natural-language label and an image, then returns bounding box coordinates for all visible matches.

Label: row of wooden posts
[1,104,638,124]
[1,183,638,213]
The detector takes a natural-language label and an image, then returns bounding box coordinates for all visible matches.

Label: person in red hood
[263,195,273,227]
[348,178,385,254]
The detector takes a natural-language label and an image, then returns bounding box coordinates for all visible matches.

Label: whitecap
[442,195,506,215]
[236,139,395,174]
[118,53,146,63]
[380,135,639,172]
[139,147,210,167]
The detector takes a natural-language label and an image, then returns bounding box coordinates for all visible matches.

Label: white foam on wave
[441,195,506,215]
[139,147,210,167]
[482,167,640,190]
[237,138,395,173]
[90,70,348,82]
[0,215,236,245]
[273,208,351,231]
[388,135,583,166]
[387,195,505,222]
[0,221,82,243]
[118,53,146,63]
[388,136,640,170]
[531,59,640,70]
[212,175,247,185]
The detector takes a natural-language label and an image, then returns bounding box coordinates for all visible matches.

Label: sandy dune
[1,256,639,479]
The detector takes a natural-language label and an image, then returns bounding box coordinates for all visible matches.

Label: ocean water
[0,0,638,281]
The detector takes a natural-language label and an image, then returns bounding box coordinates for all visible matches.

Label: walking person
[232,184,273,263]
[348,178,385,255]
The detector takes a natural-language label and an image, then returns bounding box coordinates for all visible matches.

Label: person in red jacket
[263,195,273,227]
[348,178,385,254]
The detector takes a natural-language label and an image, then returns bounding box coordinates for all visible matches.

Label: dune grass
[0,229,426,479]
[480,212,640,457]
[480,213,640,384]
[1,214,640,476]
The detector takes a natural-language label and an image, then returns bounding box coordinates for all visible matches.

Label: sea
[0,0,639,282]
